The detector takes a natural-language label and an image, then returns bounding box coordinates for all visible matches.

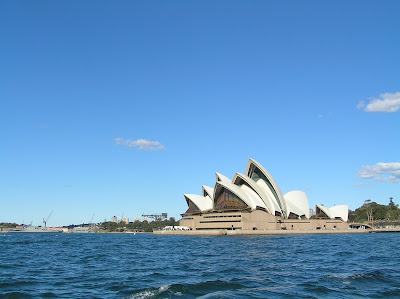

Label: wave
[127,280,246,299]
[324,270,392,282]
[0,281,38,288]
[0,291,35,298]
[2,233,400,298]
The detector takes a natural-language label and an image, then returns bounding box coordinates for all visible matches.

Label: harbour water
[1,233,399,298]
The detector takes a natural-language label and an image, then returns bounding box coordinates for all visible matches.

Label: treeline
[0,222,18,229]
[100,217,179,232]
[349,198,400,222]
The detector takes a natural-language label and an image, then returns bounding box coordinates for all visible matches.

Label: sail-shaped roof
[245,158,286,217]
[215,172,231,183]
[202,185,214,200]
[316,204,348,221]
[184,194,213,212]
[284,191,310,219]
[316,204,332,218]
[329,205,348,222]
[233,172,281,215]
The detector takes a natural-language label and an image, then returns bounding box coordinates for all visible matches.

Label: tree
[100,221,119,232]
[364,199,373,221]
[389,197,396,209]
[0,222,18,229]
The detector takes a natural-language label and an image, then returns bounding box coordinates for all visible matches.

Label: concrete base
[154,230,228,236]
[180,210,350,231]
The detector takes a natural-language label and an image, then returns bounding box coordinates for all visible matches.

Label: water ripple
[1,233,400,298]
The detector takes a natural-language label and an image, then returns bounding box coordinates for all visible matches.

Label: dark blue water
[1,233,400,298]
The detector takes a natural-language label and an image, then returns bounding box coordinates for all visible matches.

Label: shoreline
[3,229,399,235]
[153,228,400,236]
[1,230,153,234]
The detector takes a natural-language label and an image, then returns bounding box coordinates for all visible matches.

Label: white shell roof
[253,179,282,215]
[329,205,348,222]
[239,184,268,211]
[284,191,310,219]
[215,172,231,183]
[202,185,214,200]
[213,181,267,211]
[316,204,348,222]
[184,194,213,212]
[245,158,287,216]
[233,172,277,215]
[316,204,332,218]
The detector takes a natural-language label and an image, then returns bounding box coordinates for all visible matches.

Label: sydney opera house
[180,159,349,231]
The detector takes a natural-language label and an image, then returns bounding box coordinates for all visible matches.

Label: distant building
[122,217,129,224]
[72,226,89,233]
[133,218,140,222]
[111,216,118,223]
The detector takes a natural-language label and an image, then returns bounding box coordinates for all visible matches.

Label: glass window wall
[185,200,200,214]
[214,188,248,211]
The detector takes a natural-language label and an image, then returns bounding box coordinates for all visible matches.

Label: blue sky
[1,0,399,226]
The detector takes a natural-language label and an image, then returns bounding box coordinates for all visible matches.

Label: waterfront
[1,233,400,298]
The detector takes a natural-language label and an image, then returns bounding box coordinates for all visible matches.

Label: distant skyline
[1,1,399,226]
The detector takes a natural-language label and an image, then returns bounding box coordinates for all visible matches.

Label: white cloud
[358,92,400,113]
[357,162,400,183]
[114,138,165,151]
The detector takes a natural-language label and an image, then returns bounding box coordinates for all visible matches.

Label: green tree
[364,199,373,221]
[0,222,18,229]
[389,197,396,209]
[100,221,119,232]
[348,200,400,222]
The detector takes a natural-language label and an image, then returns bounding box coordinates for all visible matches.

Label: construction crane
[43,210,53,227]
[89,214,95,231]
[141,213,168,221]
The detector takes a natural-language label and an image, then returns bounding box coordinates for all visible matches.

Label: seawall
[153,229,376,236]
